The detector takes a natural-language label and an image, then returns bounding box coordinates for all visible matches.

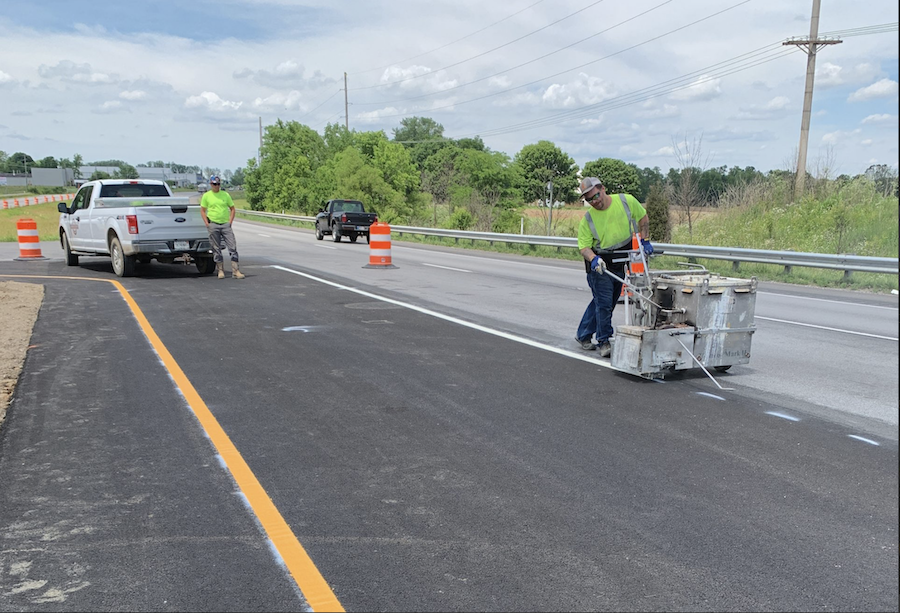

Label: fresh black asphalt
[0,255,897,612]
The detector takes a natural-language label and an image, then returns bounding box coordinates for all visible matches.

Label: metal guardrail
[236,209,898,277]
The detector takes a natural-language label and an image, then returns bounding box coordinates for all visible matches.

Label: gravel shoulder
[0,281,43,428]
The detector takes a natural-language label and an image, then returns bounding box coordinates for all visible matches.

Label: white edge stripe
[422,263,472,273]
[847,434,880,446]
[270,265,616,370]
[756,315,898,341]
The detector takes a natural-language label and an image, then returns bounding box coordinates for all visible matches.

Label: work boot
[232,262,245,279]
[597,341,612,358]
[216,262,225,279]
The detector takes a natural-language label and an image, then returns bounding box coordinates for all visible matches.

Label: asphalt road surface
[0,231,896,612]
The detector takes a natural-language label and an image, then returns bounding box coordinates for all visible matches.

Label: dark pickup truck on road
[315,199,378,243]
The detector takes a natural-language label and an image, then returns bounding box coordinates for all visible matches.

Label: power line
[353,0,675,107]
[820,22,898,37]
[298,88,343,122]
[350,0,548,76]
[363,0,752,120]
[352,0,609,91]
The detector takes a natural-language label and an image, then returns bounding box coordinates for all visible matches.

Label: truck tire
[315,225,324,240]
[61,232,79,266]
[332,223,341,242]
[714,365,732,373]
[110,236,135,277]
[195,257,216,275]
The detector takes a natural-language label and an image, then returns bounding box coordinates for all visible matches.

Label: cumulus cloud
[669,75,722,102]
[38,60,116,84]
[234,60,335,90]
[0,70,13,84]
[861,113,898,126]
[541,73,615,109]
[119,90,147,100]
[185,91,242,111]
[356,107,403,123]
[378,64,458,93]
[635,101,679,119]
[822,129,861,145]
[252,90,306,111]
[92,100,127,114]
[848,79,899,102]
[733,96,791,120]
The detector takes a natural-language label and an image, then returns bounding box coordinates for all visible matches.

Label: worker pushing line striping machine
[601,236,758,389]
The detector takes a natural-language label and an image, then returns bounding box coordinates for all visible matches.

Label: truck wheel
[110,236,135,277]
[714,365,732,373]
[61,232,79,266]
[195,257,216,275]
[348,233,358,243]
[315,225,324,240]
[332,223,341,242]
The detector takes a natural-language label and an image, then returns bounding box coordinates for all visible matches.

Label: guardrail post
[843,270,852,281]
[784,265,793,274]
[732,261,740,272]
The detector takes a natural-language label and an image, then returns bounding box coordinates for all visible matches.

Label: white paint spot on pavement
[848,434,880,446]
[696,391,725,401]
[765,411,800,422]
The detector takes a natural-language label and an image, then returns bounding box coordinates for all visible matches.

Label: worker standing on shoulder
[575,176,651,357]
[200,175,245,279]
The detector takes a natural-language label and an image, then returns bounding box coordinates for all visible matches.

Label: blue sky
[1,0,897,177]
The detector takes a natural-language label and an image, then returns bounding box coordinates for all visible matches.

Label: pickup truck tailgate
[96,197,208,240]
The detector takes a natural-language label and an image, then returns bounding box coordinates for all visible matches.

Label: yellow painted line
[0,274,343,612]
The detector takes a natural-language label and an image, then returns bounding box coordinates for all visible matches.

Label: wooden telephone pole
[783,0,841,201]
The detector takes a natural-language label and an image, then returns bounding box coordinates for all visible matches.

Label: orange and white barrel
[364,221,397,269]
[15,218,45,260]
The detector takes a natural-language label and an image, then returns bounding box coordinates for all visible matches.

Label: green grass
[0,202,62,241]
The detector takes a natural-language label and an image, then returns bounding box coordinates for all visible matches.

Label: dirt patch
[0,281,44,429]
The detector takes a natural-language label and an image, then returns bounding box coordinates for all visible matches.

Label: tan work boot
[232,262,245,279]
[216,262,225,279]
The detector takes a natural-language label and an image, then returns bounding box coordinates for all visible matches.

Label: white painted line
[422,263,472,273]
[764,411,800,422]
[756,316,898,341]
[696,392,725,401]
[257,233,272,237]
[270,265,617,370]
[847,434,880,446]
[761,291,898,310]
[316,245,337,250]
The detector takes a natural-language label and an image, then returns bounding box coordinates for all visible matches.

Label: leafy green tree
[636,166,665,202]
[323,122,354,159]
[245,120,326,212]
[34,156,59,168]
[231,167,246,187]
[72,154,84,180]
[513,140,579,206]
[354,130,389,160]
[0,150,8,172]
[582,158,640,196]
[454,149,521,232]
[90,171,112,181]
[114,163,139,179]
[392,116,448,172]
[645,183,671,242]
[7,152,34,173]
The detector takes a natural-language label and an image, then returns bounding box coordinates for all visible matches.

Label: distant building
[32,167,74,187]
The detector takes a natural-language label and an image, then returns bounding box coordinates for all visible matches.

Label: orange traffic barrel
[14,218,45,260]
[628,233,645,275]
[363,221,397,269]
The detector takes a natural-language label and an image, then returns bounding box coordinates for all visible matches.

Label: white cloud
[635,101,679,119]
[669,75,722,102]
[184,91,243,111]
[252,90,305,111]
[733,96,791,120]
[653,146,675,156]
[378,64,458,92]
[38,60,116,84]
[848,79,899,102]
[0,70,12,84]
[817,62,843,87]
[119,90,147,100]
[861,113,898,125]
[541,73,615,108]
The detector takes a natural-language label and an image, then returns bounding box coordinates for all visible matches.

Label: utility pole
[344,72,349,130]
[783,0,841,202]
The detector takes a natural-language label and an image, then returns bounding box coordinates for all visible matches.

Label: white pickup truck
[58,179,215,277]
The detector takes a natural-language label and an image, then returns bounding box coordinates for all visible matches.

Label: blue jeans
[576,269,623,344]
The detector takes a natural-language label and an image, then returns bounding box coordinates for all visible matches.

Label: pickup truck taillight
[373,216,378,223]
[341,213,348,223]
[126,215,139,234]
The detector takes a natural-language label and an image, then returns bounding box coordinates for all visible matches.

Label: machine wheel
[714,365,732,373]
[110,236,135,277]
[315,225,324,240]
[195,257,216,275]
[332,223,342,242]
[61,232,79,266]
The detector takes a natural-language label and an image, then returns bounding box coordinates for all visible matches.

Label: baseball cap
[209,175,220,185]
[579,176,603,194]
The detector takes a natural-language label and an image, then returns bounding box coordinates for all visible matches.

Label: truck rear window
[99,184,170,198]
